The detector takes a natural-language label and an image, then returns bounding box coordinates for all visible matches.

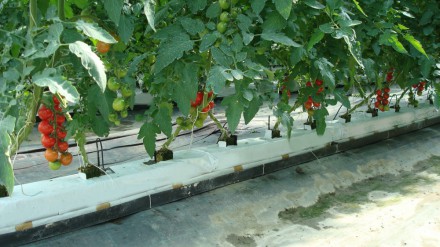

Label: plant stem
[29,0,37,30]
[76,132,89,165]
[58,0,65,20]
[396,88,409,106]
[162,125,183,149]
[208,111,228,139]
[343,90,376,117]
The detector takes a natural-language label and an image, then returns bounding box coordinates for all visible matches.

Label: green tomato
[219,0,230,10]
[230,8,239,18]
[107,77,121,92]
[114,68,127,78]
[220,12,229,22]
[176,117,184,125]
[121,86,133,98]
[114,119,121,126]
[217,22,227,34]
[48,161,62,170]
[195,118,205,128]
[109,113,118,122]
[256,46,267,55]
[147,54,156,64]
[112,97,126,112]
[231,0,239,4]
[121,110,128,118]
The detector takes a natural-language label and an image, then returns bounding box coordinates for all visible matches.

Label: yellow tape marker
[233,165,243,172]
[96,202,111,211]
[282,154,289,160]
[15,221,32,232]
[172,183,183,190]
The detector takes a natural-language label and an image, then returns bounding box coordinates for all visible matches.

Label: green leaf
[275,0,292,20]
[261,31,301,47]
[379,32,408,54]
[138,121,160,158]
[75,20,117,43]
[33,68,80,103]
[319,23,334,34]
[231,69,244,80]
[333,90,351,108]
[306,28,325,51]
[0,116,15,196]
[314,58,335,90]
[154,33,194,74]
[403,34,427,57]
[118,15,135,43]
[243,96,262,124]
[207,66,228,94]
[104,0,123,26]
[211,47,231,67]
[200,33,218,52]
[173,63,199,116]
[143,0,156,31]
[31,23,63,59]
[223,96,243,134]
[180,17,205,36]
[326,0,343,12]
[186,0,207,14]
[314,107,329,135]
[304,0,325,9]
[352,0,367,16]
[154,102,173,137]
[290,47,306,66]
[69,41,107,92]
[251,0,266,15]
[206,2,221,19]
[87,85,112,137]
[262,11,287,32]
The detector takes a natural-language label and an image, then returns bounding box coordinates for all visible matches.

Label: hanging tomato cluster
[304,79,324,114]
[38,95,73,170]
[375,88,391,112]
[191,91,215,113]
[412,81,426,96]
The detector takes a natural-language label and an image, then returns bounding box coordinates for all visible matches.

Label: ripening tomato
[56,128,67,139]
[60,152,73,166]
[207,90,214,98]
[317,86,324,94]
[38,105,53,120]
[315,79,323,86]
[38,120,54,135]
[313,102,321,108]
[55,115,65,125]
[304,101,312,110]
[96,41,110,54]
[48,161,62,170]
[53,95,60,105]
[57,141,69,152]
[54,104,63,112]
[44,149,59,162]
[191,92,204,107]
[41,135,56,148]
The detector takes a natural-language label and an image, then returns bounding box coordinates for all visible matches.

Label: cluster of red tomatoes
[191,91,215,113]
[304,79,324,112]
[412,81,426,96]
[375,88,391,112]
[386,68,394,82]
[38,95,72,170]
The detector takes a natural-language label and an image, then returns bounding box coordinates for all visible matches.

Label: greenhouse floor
[18,118,440,246]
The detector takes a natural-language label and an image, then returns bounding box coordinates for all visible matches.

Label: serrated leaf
[143,0,156,31]
[224,97,243,134]
[154,102,173,137]
[231,69,244,80]
[290,47,306,66]
[333,90,351,108]
[379,32,408,54]
[304,0,325,9]
[262,11,287,32]
[154,34,194,74]
[104,0,123,26]
[180,17,205,36]
[69,41,107,92]
[251,0,266,15]
[403,34,427,57]
[207,66,228,93]
[0,124,14,196]
[200,33,218,52]
[138,122,160,158]
[206,2,221,18]
[75,20,117,43]
[173,63,198,116]
[275,0,292,20]
[211,47,231,67]
[186,0,207,14]
[319,23,334,34]
[243,96,262,124]
[231,34,243,53]
[352,0,367,16]
[87,85,112,136]
[33,68,80,103]
[261,31,301,47]
[118,15,135,43]
[307,28,325,51]
[31,23,63,59]
[314,58,335,89]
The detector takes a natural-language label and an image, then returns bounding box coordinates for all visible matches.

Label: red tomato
[207,90,214,98]
[56,128,67,139]
[306,81,312,87]
[38,120,54,135]
[54,104,63,112]
[315,79,323,86]
[53,95,60,105]
[38,105,54,120]
[304,101,312,110]
[317,86,324,94]
[56,115,65,124]
[384,87,390,93]
[191,92,204,107]
[41,135,56,148]
[313,101,321,108]
[57,141,69,152]
[374,101,380,108]
[97,41,111,54]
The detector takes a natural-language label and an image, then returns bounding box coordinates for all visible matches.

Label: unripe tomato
[38,105,54,120]
[121,110,128,118]
[96,41,110,54]
[147,54,156,64]
[112,98,126,112]
[220,12,229,22]
[217,22,227,34]
[41,135,56,148]
[109,113,119,122]
[48,161,62,170]
[60,152,73,166]
[107,77,121,91]
[121,86,133,98]
[38,120,54,135]
[219,0,230,9]
[57,141,69,152]
[114,68,127,78]
[44,149,59,162]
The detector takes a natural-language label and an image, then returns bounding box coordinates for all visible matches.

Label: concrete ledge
[1,105,440,246]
